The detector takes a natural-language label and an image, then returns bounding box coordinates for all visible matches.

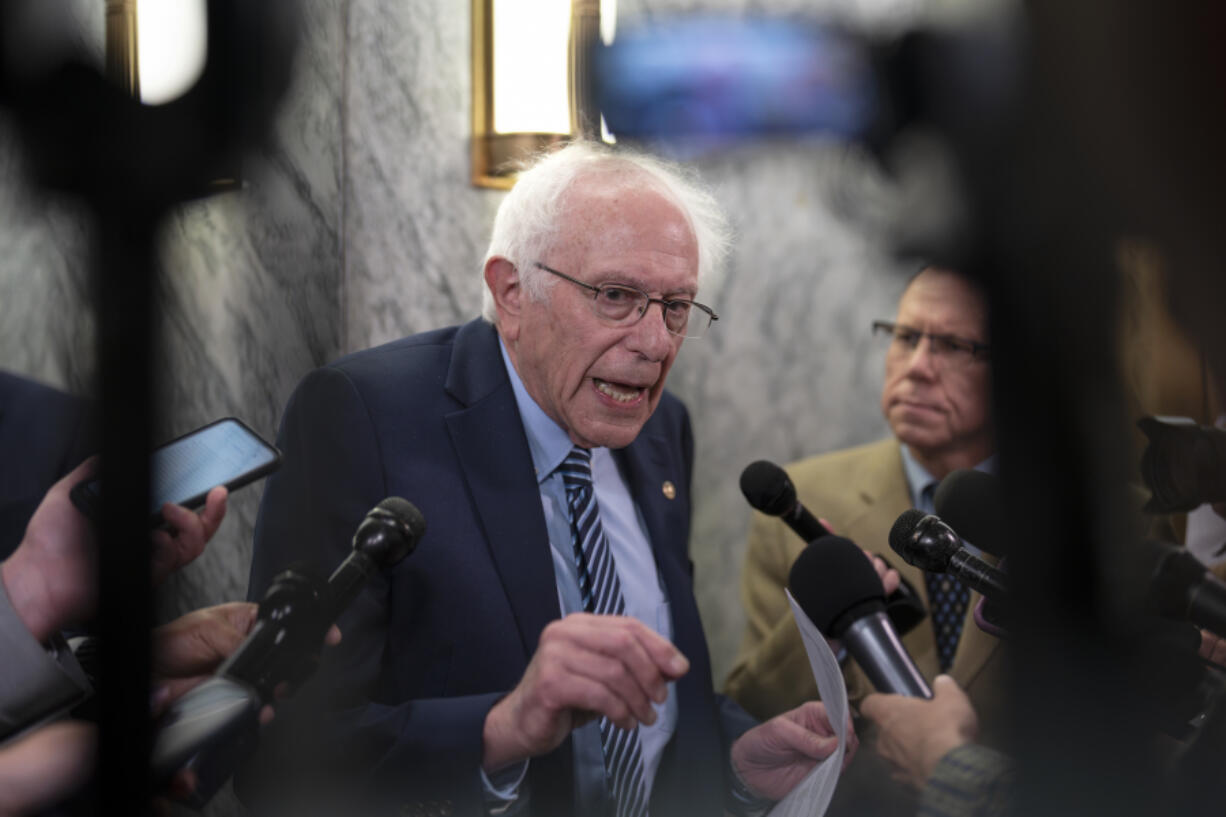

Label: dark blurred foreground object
[0,1,301,813]
[1139,417,1226,514]
[152,497,424,807]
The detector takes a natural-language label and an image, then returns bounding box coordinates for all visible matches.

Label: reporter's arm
[0,578,90,743]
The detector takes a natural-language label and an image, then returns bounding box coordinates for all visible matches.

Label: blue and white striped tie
[559,445,648,817]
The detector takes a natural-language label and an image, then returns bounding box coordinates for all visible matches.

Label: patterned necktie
[919,483,970,672]
[559,446,648,817]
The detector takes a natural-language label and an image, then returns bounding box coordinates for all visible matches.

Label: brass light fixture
[103,0,239,192]
[471,0,616,189]
[104,0,208,105]
[105,0,140,96]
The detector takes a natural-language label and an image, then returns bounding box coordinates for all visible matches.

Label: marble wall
[0,2,906,811]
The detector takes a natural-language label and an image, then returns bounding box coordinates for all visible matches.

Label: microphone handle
[325,549,379,621]
[783,502,831,543]
[948,549,1009,602]
[841,611,933,698]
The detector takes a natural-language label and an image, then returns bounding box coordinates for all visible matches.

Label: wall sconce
[105,0,208,105]
[104,0,239,192]
[471,0,616,189]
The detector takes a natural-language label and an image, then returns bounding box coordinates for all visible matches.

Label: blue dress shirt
[481,341,678,815]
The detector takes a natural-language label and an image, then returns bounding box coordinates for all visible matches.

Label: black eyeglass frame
[871,320,991,361]
[534,262,719,338]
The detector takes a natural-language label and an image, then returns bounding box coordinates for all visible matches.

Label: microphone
[932,468,1005,558]
[788,534,932,698]
[889,509,1009,604]
[152,497,426,802]
[740,459,831,542]
[741,459,927,634]
[1147,540,1226,639]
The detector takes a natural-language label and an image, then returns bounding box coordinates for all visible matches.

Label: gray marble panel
[343,0,498,349]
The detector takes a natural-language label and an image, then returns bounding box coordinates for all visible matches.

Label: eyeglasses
[872,320,990,368]
[534,262,719,339]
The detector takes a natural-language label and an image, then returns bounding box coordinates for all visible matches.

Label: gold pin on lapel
[662,481,676,500]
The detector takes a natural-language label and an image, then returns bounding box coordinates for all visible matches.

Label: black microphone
[741,459,927,634]
[151,497,426,802]
[932,469,1005,558]
[740,459,832,542]
[889,509,1009,604]
[788,534,932,698]
[1147,540,1226,639]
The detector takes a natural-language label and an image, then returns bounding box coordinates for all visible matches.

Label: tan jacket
[724,437,1005,736]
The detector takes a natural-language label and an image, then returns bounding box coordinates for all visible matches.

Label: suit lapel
[616,429,681,568]
[842,439,911,551]
[443,320,561,660]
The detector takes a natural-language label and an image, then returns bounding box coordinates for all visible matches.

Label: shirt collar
[899,444,998,510]
[499,338,581,484]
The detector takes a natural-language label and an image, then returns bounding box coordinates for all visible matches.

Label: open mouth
[595,378,646,404]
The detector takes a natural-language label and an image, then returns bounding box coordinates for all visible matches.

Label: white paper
[764,590,851,817]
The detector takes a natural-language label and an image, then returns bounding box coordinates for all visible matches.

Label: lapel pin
[662,481,676,500]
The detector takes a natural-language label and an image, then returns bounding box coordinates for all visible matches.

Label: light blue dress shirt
[898,445,997,558]
[482,340,678,815]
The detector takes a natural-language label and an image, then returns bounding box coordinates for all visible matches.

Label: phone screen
[150,418,279,513]
[71,417,281,522]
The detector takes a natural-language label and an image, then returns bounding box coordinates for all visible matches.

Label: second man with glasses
[725,266,1004,815]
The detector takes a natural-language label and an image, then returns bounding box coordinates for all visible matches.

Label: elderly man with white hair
[246,142,853,817]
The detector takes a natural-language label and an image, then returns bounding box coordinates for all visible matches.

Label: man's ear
[484,257,523,340]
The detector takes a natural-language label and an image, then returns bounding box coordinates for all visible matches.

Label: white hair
[480,141,731,323]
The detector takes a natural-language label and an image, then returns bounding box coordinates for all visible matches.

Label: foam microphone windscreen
[933,469,1005,557]
[739,459,796,516]
[787,534,887,636]
[888,508,927,553]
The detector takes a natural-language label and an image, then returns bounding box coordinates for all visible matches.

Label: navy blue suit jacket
[0,372,93,560]
[246,319,754,816]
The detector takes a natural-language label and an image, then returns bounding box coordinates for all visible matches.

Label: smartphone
[70,417,281,526]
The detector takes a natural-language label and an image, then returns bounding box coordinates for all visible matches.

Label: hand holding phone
[70,417,280,528]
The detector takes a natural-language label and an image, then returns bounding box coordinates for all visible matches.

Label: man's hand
[150,601,342,722]
[866,551,901,596]
[0,459,228,643]
[860,674,979,791]
[151,486,227,585]
[481,613,689,772]
[2,459,101,642]
[1199,629,1226,668]
[730,701,856,801]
